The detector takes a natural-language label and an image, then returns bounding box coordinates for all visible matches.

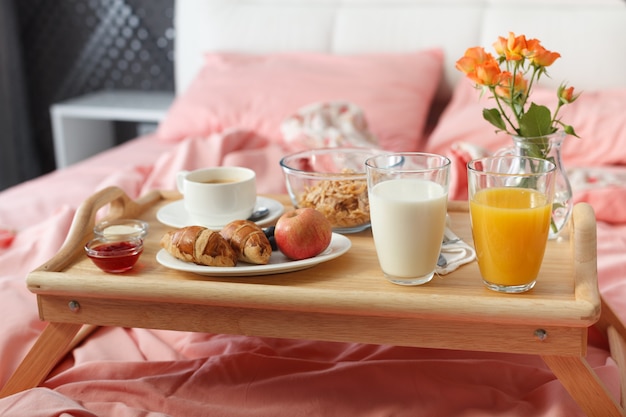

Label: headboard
[174,0,626,103]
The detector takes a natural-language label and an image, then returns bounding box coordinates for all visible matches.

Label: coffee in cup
[176,167,257,228]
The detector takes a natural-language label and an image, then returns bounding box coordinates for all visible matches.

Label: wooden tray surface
[26,187,600,329]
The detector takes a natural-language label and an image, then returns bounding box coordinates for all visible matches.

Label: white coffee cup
[176,167,257,228]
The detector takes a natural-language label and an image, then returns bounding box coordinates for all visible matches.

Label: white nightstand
[50,90,175,168]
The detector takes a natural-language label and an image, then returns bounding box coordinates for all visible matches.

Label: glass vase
[499,131,573,240]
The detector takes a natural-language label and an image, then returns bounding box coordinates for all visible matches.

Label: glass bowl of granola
[280,148,381,233]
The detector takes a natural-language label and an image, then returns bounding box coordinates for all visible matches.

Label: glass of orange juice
[467,156,556,293]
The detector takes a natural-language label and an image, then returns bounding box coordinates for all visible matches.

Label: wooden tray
[24,186,599,351]
[5,187,626,417]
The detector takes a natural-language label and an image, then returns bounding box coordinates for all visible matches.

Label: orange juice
[470,187,551,287]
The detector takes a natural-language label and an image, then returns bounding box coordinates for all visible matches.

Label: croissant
[160,225,237,267]
[220,220,272,265]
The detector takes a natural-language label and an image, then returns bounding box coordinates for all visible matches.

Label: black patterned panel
[15,0,175,173]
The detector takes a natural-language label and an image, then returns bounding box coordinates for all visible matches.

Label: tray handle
[40,187,164,272]
[571,202,601,322]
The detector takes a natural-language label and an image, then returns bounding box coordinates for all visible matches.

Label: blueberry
[263,226,277,251]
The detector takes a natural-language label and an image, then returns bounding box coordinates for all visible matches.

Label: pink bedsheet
[1,131,626,416]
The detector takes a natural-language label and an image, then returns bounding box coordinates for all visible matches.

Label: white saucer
[156,233,351,276]
[156,196,285,229]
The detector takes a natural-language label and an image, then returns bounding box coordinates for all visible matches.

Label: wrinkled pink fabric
[141,131,289,195]
[0,128,625,416]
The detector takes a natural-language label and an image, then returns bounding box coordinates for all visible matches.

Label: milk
[369,178,448,282]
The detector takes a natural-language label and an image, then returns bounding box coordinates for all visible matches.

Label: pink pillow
[426,81,626,167]
[157,50,444,151]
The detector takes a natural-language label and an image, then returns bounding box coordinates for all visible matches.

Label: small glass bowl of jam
[85,237,144,273]
[87,219,148,273]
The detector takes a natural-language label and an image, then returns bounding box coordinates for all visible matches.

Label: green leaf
[482,108,507,131]
[519,103,553,137]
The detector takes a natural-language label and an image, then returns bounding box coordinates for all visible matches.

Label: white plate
[156,196,285,229]
[156,233,351,277]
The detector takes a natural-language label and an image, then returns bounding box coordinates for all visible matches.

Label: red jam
[85,239,143,273]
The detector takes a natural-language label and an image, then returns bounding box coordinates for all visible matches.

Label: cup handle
[176,171,189,194]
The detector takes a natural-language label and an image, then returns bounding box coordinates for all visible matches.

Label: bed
[1,0,626,415]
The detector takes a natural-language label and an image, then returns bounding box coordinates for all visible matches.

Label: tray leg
[542,354,624,417]
[607,326,626,408]
[598,295,626,408]
[0,322,85,398]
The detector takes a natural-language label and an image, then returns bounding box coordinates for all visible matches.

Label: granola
[296,172,369,228]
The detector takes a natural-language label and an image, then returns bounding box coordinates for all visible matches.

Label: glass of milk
[365,153,450,286]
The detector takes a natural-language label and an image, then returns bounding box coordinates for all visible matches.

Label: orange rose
[455,47,491,73]
[495,72,528,100]
[558,85,580,104]
[526,39,561,67]
[493,32,528,61]
[455,47,501,85]
[474,60,501,86]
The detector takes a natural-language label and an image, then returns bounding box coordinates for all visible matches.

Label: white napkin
[435,227,476,275]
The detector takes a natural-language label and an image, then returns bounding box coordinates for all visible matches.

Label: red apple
[274,208,332,260]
